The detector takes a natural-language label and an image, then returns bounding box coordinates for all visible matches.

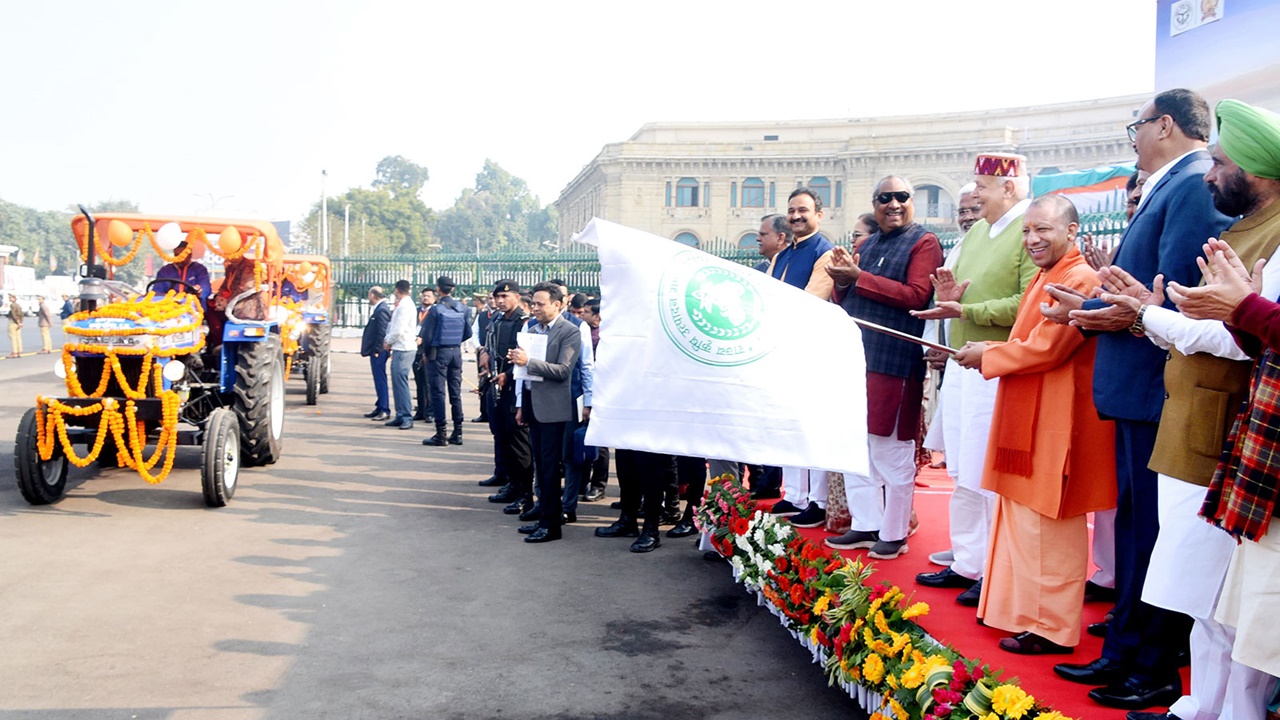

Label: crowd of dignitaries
[753,89,1279,719]
[352,88,1280,718]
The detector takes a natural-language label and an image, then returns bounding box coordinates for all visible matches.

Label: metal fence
[331,211,1128,327]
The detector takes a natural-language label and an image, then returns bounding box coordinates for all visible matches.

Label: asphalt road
[0,344,867,720]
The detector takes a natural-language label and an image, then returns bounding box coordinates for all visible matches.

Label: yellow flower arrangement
[901,601,930,620]
[862,653,885,685]
[1033,712,1069,720]
[991,684,1036,720]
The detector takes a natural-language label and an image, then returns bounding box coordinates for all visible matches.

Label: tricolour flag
[576,218,869,477]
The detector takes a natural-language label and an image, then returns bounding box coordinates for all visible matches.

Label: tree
[298,158,435,256]
[434,159,559,253]
[372,155,430,197]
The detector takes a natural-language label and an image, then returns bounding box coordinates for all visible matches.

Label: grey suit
[524,318,581,424]
[523,317,581,530]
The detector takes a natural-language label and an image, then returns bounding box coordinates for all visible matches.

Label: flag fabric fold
[575,218,869,477]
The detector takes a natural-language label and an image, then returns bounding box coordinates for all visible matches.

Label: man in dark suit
[509,281,581,544]
[360,286,393,421]
[1045,88,1235,711]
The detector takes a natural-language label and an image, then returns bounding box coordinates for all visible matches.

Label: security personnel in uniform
[483,280,535,514]
[421,275,471,447]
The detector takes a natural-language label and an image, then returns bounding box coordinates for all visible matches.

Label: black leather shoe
[519,507,542,522]
[1088,677,1181,710]
[423,434,448,446]
[524,527,561,543]
[1087,620,1110,638]
[563,511,576,524]
[916,567,978,589]
[1126,712,1182,720]
[956,580,983,606]
[363,410,382,418]
[583,487,605,502]
[1085,580,1117,603]
[398,421,414,431]
[1054,656,1127,685]
[630,530,661,553]
[667,519,697,538]
[449,431,463,445]
[610,501,623,509]
[518,523,540,534]
[478,475,504,487]
[489,486,517,504]
[595,519,640,538]
[412,412,426,421]
[471,415,487,423]
[501,499,530,515]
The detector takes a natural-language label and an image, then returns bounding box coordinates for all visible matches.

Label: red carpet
[774,467,1184,720]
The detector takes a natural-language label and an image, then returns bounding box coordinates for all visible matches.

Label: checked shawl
[1202,348,1280,541]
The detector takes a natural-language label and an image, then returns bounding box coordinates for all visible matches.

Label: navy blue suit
[361,300,393,414]
[1087,150,1234,682]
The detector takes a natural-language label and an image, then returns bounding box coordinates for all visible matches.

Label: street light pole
[344,203,351,257]
[321,170,328,256]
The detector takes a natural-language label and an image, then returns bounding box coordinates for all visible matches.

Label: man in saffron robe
[952,195,1117,653]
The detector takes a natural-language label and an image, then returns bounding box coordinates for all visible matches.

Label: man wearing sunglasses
[910,152,1039,607]
[825,176,943,560]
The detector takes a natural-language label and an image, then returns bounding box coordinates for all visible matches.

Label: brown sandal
[999,631,1074,655]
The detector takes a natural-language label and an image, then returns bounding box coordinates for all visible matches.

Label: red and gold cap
[974,153,1027,177]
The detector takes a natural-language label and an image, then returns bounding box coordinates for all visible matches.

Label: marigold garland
[702,473,1078,720]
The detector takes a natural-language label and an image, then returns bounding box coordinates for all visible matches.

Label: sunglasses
[875,191,911,204]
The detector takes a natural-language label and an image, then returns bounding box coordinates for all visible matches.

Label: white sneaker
[928,549,954,566]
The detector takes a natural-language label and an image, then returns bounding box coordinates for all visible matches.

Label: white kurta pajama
[1139,268,1280,720]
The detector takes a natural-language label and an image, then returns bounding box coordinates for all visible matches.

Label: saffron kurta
[974,247,1117,646]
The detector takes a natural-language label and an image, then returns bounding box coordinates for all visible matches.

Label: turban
[1216,99,1280,180]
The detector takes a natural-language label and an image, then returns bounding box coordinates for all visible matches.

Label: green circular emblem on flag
[659,251,773,366]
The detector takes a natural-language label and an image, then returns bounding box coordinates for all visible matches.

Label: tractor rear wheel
[232,335,284,466]
[14,408,68,505]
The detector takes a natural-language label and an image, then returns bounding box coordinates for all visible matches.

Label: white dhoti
[782,467,827,510]
[939,359,998,580]
[1144,474,1276,720]
[846,434,916,543]
[1216,518,1280,680]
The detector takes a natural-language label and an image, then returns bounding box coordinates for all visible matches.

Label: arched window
[676,178,700,207]
[808,177,831,208]
[741,177,765,208]
[738,232,759,249]
[674,232,700,247]
[916,184,950,219]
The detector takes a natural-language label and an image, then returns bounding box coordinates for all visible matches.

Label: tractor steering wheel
[146,279,203,298]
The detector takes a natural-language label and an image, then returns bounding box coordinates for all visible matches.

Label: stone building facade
[555,94,1145,248]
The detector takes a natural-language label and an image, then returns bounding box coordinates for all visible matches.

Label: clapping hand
[1167,238,1265,321]
[931,268,970,303]
[826,246,862,286]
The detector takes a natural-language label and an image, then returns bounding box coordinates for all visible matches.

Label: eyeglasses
[1126,115,1164,142]
[875,191,911,204]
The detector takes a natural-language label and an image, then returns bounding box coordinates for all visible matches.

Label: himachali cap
[974,152,1027,177]
[493,279,520,294]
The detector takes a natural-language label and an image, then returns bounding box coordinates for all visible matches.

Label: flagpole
[851,317,956,354]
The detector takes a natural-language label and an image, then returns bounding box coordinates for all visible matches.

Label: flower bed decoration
[695,473,1074,720]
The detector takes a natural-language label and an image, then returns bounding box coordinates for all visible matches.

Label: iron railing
[331,211,1128,327]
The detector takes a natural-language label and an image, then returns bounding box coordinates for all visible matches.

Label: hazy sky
[0,0,1155,225]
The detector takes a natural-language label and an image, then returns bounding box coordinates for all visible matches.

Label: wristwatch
[1129,305,1148,336]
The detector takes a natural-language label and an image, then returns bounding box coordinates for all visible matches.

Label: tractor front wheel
[201,408,240,507]
[14,408,68,505]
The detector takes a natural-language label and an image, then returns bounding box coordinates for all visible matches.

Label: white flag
[576,218,869,477]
